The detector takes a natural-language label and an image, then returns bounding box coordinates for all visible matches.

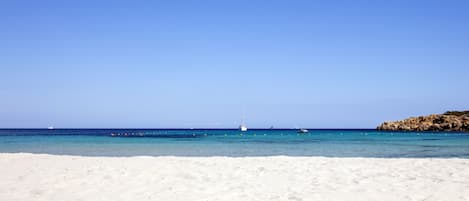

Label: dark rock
[377,111,469,132]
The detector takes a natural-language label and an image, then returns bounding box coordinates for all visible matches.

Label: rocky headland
[377,111,469,132]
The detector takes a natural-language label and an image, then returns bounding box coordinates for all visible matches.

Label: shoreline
[2,153,469,201]
[2,152,469,159]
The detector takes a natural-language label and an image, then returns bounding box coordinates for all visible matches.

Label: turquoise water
[1,129,469,158]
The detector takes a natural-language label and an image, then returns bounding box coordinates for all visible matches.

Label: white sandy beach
[1,153,469,201]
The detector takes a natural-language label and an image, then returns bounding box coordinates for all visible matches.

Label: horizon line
[0,128,376,130]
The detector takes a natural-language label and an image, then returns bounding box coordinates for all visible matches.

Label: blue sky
[1,0,468,128]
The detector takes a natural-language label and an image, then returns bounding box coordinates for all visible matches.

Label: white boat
[239,125,248,132]
[47,126,54,130]
[297,128,309,133]
[239,111,248,132]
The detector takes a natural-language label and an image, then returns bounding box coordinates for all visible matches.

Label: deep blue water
[1,129,468,158]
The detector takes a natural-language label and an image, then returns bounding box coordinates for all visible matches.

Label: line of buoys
[110,132,313,137]
[110,132,145,137]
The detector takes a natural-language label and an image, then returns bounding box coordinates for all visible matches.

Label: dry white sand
[1,153,469,201]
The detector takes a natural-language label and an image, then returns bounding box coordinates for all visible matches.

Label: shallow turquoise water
[1,129,468,157]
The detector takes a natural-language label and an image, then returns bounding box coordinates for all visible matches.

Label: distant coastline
[378,111,469,132]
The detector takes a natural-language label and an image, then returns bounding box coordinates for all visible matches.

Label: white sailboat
[239,124,248,132]
[239,112,248,132]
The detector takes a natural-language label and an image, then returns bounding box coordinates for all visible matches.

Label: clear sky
[1,0,468,128]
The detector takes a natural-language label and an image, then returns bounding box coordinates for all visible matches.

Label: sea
[1,129,468,158]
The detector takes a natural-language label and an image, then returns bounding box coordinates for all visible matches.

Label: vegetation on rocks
[377,111,469,132]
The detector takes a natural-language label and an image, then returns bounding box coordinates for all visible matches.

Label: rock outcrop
[377,111,469,132]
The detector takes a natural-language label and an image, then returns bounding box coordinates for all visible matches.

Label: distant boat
[239,124,248,132]
[239,112,248,132]
[297,128,309,133]
[47,126,55,130]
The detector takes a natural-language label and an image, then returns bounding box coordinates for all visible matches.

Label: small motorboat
[297,128,309,133]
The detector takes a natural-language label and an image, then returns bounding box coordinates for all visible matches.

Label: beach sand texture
[1,153,469,201]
